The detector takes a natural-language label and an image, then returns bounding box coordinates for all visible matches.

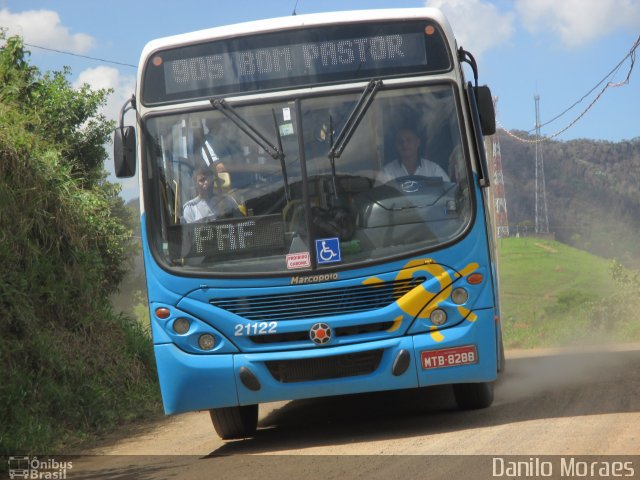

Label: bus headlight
[430,308,447,326]
[198,334,216,350]
[173,318,191,334]
[451,287,469,305]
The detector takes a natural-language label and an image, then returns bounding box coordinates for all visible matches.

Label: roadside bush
[0,33,160,455]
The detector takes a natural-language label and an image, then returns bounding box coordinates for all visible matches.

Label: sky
[1,0,639,200]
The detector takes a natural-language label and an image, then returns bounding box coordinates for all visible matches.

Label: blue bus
[114,8,503,439]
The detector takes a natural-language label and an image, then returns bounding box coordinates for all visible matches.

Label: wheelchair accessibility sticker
[315,237,341,264]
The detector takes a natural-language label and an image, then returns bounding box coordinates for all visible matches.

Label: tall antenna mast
[491,97,510,238]
[534,94,549,234]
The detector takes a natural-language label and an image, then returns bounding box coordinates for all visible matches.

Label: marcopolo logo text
[290,273,338,284]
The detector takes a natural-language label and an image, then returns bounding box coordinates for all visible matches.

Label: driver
[182,167,242,223]
[376,126,450,184]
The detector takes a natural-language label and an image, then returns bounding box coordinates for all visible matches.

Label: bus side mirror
[114,126,136,178]
[475,86,496,136]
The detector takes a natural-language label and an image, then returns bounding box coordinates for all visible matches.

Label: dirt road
[68,345,640,479]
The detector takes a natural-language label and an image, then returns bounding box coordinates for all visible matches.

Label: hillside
[499,237,640,349]
[499,130,640,266]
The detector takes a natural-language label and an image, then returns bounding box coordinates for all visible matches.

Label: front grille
[335,321,395,337]
[265,350,384,383]
[211,277,425,321]
[250,331,308,344]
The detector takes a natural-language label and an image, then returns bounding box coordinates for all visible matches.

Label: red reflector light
[467,273,483,285]
[155,307,170,319]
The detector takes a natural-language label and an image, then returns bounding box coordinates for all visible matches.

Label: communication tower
[490,98,509,238]
[534,95,550,234]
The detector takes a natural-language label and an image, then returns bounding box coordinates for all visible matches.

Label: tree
[0,32,158,455]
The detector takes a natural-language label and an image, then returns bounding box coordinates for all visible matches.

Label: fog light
[173,318,190,334]
[430,308,447,326]
[198,334,215,350]
[451,287,469,305]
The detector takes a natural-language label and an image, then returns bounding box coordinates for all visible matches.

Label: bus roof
[139,8,455,67]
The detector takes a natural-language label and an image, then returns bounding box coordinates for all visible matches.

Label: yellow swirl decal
[386,315,404,333]
[362,259,480,341]
[429,326,445,342]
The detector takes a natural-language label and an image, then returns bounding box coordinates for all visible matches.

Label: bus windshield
[144,82,473,275]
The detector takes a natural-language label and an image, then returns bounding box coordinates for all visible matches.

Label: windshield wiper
[210,98,291,201]
[328,79,382,160]
[327,79,382,199]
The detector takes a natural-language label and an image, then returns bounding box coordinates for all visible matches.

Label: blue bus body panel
[154,345,239,414]
[141,185,500,415]
[154,312,496,414]
[413,308,497,387]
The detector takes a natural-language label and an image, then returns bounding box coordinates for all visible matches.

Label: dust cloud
[496,344,640,404]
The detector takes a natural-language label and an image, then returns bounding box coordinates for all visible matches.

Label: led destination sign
[165,34,423,94]
[142,21,451,104]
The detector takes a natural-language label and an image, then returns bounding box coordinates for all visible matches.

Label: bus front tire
[209,404,258,440]
[453,382,494,410]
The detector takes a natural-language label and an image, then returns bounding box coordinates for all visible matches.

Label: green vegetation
[110,198,150,330]
[0,33,160,455]
[499,130,640,348]
[500,131,640,267]
[499,237,640,349]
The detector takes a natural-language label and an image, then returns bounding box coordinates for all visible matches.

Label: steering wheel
[384,175,444,194]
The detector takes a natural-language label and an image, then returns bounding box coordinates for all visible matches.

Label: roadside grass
[498,237,640,349]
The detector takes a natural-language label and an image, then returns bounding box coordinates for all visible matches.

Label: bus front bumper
[154,309,498,415]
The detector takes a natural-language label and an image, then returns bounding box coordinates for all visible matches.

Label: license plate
[421,345,478,370]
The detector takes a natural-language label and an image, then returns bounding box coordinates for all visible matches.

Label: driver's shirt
[182,195,240,223]
[376,158,449,185]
